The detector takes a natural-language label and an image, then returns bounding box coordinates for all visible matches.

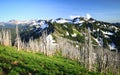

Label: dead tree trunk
[88,28,93,71]
[16,24,20,51]
[41,30,47,55]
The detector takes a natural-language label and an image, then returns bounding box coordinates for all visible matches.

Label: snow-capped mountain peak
[54,18,72,24]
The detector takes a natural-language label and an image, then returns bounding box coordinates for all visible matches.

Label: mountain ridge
[0,16,120,51]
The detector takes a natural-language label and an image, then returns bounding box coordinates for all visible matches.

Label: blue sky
[0,0,120,22]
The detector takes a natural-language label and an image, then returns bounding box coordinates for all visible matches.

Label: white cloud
[86,13,91,19]
[86,13,91,20]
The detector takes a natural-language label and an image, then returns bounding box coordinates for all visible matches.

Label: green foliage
[0,45,102,75]
[51,33,57,41]
[103,38,108,48]
[112,30,120,52]
[0,67,2,72]
[53,22,85,43]
[8,70,19,75]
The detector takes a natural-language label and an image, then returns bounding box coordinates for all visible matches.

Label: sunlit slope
[0,45,102,75]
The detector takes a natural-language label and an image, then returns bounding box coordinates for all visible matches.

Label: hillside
[0,45,102,75]
[1,17,120,51]
[0,17,120,75]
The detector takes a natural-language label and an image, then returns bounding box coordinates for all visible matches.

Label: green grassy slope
[0,45,102,75]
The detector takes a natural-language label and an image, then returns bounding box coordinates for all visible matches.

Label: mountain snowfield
[34,16,119,51]
[0,15,120,51]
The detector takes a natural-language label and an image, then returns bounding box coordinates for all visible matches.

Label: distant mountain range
[0,16,120,51]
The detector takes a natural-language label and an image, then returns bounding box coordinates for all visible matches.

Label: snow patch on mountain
[71,33,77,37]
[109,42,116,50]
[40,21,48,29]
[93,29,96,32]
[55,19,68,24]
[66,32,69,35]
[89,20,95,23]
[74,19,84,24]
[102,31,114,35]
[104,35,110,38]
[73,18,85,24]
[63,25,68,28]
[79,23,83,26]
